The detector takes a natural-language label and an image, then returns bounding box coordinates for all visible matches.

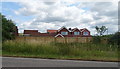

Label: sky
[1,0,119,35]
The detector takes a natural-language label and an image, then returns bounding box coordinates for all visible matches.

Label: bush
[108,32,120,45]
[92,36,101,44]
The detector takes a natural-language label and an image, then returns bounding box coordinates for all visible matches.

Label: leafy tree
[0,13,16,41]
[95,26,108,36]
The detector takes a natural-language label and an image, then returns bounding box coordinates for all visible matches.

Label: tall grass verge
[2,39,118,61]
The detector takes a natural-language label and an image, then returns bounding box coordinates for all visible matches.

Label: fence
[16,36,93,44]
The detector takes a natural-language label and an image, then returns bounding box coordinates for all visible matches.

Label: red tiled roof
[47,30,57,33]
[72,28,80,32]
[80,29,84,31]
[24,30,40,36]
[24,30,39,34]
[80,28,90,32]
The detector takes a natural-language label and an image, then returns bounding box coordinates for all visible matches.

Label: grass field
[2,37,119,61]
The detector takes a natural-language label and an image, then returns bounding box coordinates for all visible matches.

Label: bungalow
[23,26,91,37]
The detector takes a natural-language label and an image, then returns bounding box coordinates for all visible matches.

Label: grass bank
[2,40,118,62]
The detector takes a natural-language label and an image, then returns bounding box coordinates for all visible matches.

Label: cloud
[34,16,69,23]
[44,2,55,5]
[13,1,118,35]
[91,2,118,18]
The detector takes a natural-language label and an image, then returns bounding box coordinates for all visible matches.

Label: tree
[0,13,16,41]
[95,26,99,36]
[95,26,108,36]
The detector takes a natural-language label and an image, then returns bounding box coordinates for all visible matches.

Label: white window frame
[61,32,68,35]
[83,32,89,35]
[74,32,80,35]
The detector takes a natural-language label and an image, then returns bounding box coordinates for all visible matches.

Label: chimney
[69,28,71,31]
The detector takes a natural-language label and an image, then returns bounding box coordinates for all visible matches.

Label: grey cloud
[42,17,67,23]
[36,16,68,23]
[97,10,118,19]
[80,18,93,23]
[90,2,117,18]
[44,2,55,5]
[90,2,112,11]
[92,15,102,20]
[95,20,117,26]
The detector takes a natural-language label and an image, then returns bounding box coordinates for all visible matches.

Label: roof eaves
[58,26,68,32]
[55,34,64,38]
[72,28,79,32]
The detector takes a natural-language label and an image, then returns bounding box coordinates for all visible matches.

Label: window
[74,32,80,35]
[61,32,68,35]
[83,32,89,35]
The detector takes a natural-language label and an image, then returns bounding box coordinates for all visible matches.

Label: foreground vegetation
[2,38,118,61]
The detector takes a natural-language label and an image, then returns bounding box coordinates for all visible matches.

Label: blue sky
[2,2,35,26]
[1,1,118,35]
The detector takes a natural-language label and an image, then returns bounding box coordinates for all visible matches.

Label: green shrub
[108,32,120,45]
[92,36,101,44]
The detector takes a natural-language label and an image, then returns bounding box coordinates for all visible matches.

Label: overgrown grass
[2,39,118,61]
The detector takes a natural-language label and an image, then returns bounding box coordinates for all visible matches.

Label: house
[23,26,91,37]
[56,26,91,37]
[24,30,40,36]
[80,28,91,36]
[47,30,57,33]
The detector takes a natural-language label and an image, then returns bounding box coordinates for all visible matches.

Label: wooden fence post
[76,37,78,42]
[65,37,67,44]
[54,37,56,43]
[35,37,37,41]
[86,37,88,43]
[24,36,26,41]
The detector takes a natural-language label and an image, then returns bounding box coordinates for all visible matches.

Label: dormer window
[74,32,80,35]
[61,32,68,35]
[83,32,88,35]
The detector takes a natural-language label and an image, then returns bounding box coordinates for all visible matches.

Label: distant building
[23,26,91,37]
[47,30,57,33]
[24,30,39,36]
[13,26,18,36]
